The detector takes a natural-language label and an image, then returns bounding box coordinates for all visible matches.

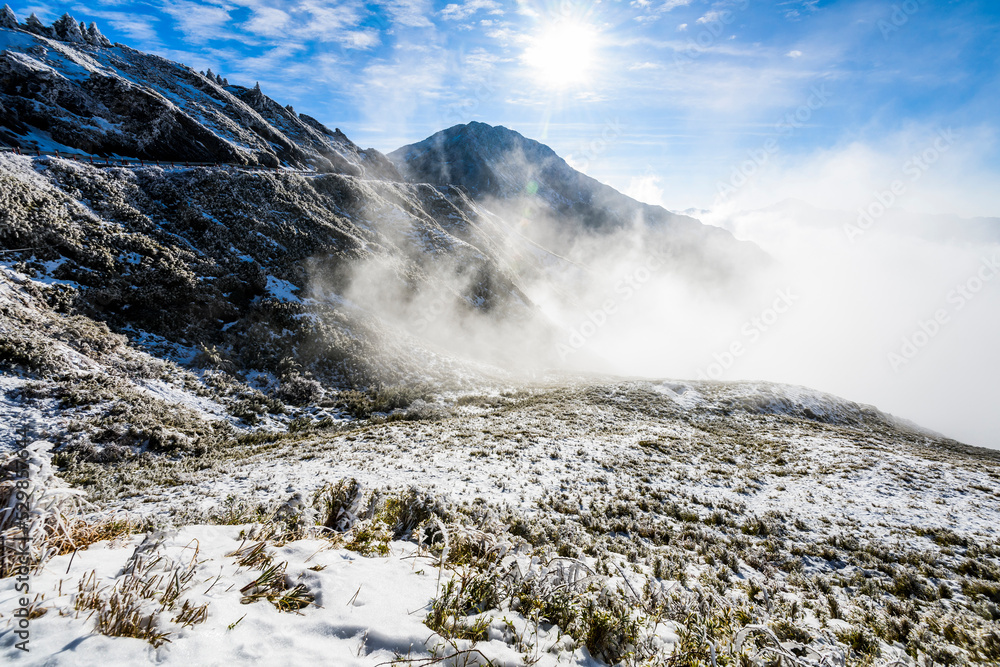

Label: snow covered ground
[0,527,475,666]
[2,378,998,665]
[2,18,998,665]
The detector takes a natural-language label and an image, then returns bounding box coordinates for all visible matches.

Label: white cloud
[377,0,434,28]
[484,26,517,44]
[711,125,1000,218]
[573,90,609,103]
[342,30,381,49]
[229,0,373,45]
[782,0,819,20]
[242,7,290,38]
[71,8,162,43]
[160,0,236,43]
[631,0,693,23]
[628,61,662,71]
[786,50,803,58]
[16,4,57,21]
[676,23,687,31]
[295,1,367,41]
[513,1,537,18]
[625,174,665,206]
[441,0,502,21]
[696,10,724,24]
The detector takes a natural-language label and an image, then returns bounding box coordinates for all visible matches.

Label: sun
[522,20,599,88]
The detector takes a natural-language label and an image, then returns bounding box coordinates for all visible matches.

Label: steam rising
[324,137,999,451]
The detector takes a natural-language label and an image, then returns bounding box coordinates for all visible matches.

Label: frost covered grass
[2,137,999,666]
[3,380,999,665]
[3,22,999,665]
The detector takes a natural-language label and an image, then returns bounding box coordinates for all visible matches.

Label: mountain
[0,12,562,418]
[0,14,397,178]
[390,122,769,284]
[390,121,678,229]
[3,13,1000,666]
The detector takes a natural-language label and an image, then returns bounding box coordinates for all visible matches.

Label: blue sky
[12,0,1000,214]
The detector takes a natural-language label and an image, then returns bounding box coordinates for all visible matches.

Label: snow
[74,378,998,545]
[0,375,33,449]
[121,328,200,367]
[136,379,231,422]
[0,526,612,665]
[116,253,142,266]
[265,276,301,303]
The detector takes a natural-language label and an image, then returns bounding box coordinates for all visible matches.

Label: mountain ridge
[390,121,771,288]
[3,11,1000,666]
[390,121,706,232]
[0,12,397,179]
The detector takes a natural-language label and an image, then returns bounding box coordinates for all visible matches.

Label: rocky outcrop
[0,16,396,178]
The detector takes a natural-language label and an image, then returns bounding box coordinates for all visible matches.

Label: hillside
[1,10,999,667]
[0,13,396,177]
[390,122,768,286]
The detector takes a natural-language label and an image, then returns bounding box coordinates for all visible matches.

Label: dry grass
[73,534,207,646]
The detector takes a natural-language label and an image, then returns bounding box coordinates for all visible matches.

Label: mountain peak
[389,121,694,233]
[389,122,595,209]
[389,122,768,278]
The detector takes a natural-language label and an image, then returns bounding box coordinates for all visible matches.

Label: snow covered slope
[0,12,397,177]
[2,379,998,666]
[390,122,768,284]
[2,11,1000,667]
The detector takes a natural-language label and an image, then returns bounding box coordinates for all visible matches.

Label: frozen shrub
[75,531,207,646]
[271,491,316,541]
[52,13,86,43]
[0,5,17,29]
[1,441,86,573]
[276,372,323,405]
[0,334,56,375]
[381,485,448,539]
[315,478,364,532]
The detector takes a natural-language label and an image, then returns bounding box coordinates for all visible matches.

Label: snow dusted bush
[276,372,324,405]
[23,13,50,37]
[315,477,364,532]
[0,333,57,375]
[0,440,86,573]
[85,22,111,48]
[74,531,208,646]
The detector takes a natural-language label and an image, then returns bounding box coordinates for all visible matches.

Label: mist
[615,129,1000,451]
[699,204,999,451]
[324,129,999,451]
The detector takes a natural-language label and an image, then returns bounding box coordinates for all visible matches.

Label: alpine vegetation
[1,9,999,667]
